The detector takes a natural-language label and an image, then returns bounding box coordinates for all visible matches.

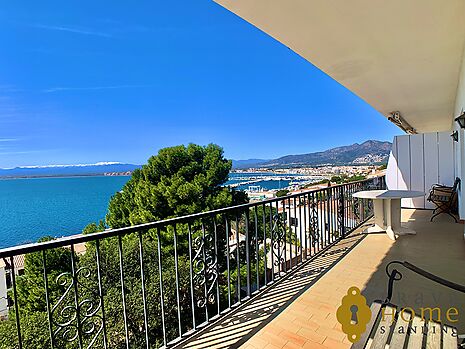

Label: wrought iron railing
[0,176,385,349]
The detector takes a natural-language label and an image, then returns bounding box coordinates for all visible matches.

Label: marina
[226,172,327,191]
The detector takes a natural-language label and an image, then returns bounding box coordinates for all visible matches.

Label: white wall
[0,268,8,317]
[386,132,455,209]
[285,204,357,242]
[453,42,465,220]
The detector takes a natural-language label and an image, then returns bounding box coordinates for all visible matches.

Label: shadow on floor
[360,209,465,333]
[177,227,372,349]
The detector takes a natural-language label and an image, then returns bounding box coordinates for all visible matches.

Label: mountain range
[0,162,141,178]
[0,140,391,177]
[232,140,392,169]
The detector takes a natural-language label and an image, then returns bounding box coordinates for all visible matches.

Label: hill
[231,159,269,169]
[233,140,391,168]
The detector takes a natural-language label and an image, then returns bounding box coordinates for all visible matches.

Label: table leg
[367,199,385,233]
[386,198,416,240]
[385,199,398,240]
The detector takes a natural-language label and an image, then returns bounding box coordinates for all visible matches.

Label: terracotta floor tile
[315,326,346,342]
[247,336,269,348]
[302,341,327,349]
[283,341,305,349]
[322,337,351,349]
[261,332,288,348]
[279,329,307,347]
[292,318,320,331]
[296,328,326,344]
[264,343,284,349]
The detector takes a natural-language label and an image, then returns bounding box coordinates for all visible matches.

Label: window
[5,272,12,290]
[290,217,299,227]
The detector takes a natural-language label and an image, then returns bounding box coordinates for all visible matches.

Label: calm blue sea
[0,176,129,248]
[0,173,308,249]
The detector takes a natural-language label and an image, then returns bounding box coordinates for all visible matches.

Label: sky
[0,1,401,168]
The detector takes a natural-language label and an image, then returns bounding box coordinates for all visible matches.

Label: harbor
[225,172,329,202]
[226,172,327,191]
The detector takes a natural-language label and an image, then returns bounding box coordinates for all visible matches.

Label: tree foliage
[330,174,366,184]
[275,189,289,197]
[107,144,245,228]
[16,236,73,314]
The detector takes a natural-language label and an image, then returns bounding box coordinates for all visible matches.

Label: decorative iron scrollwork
[337,191,345,237]
[353,184,361,222]
[367,198,373,212]
[362,182,374,216]
[309,200,320,246]
[51,267,103,346]
[192,233,218,308]
[270,213,286,269]
[353,197,360,221]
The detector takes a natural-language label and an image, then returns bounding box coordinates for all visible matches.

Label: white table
[353,190,424,240]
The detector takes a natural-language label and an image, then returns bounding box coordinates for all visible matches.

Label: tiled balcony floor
[179,209,465,349]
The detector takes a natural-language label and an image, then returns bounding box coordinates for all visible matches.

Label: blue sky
[0,1,400,168]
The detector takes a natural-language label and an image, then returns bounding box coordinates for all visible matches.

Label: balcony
[0,177,387,348]
[181,209,465,349]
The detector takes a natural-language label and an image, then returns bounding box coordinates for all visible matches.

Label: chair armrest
[403,261,465,293]
[431,184,453,191]
[430,188,454,197]
[386,261,465,297]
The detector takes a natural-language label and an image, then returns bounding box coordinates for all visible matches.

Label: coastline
[0,173,132,180]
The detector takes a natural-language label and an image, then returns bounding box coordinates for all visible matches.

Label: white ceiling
[215,0,465,132]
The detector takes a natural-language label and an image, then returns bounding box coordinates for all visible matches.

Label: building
[0,255,25,318]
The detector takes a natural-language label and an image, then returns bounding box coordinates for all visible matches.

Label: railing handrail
[0,175,384,259]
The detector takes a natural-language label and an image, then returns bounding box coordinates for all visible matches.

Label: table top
[353,190,425,199]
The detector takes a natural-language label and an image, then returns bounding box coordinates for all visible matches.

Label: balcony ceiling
[214,0,465,133]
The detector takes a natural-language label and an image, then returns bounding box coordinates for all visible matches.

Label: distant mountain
[0,162,141,178]
[233,140,391,169]
[1,140,391,177]
[232,159,269,169]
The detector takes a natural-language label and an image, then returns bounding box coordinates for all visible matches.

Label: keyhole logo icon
[336,287,371,343]
[350,305,359,324]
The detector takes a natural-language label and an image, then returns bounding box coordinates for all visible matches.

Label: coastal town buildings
[236,164,380,177]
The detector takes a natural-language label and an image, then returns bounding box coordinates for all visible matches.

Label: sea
[0,172,312,249]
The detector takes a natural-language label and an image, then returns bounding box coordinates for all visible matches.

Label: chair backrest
[452,177,461,192]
